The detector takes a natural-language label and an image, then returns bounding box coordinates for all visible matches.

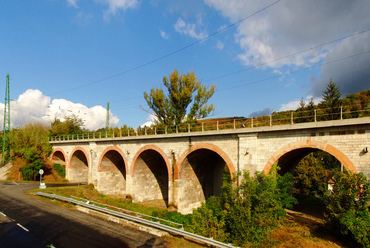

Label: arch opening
[69,150,89,184]
[51,150,66,166]
[132,149,169,207]
[178,148,231,213]
[97,150,126,196]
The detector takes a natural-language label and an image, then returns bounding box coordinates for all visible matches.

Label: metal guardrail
[33,192,236,248]
[69,195,183,229]
[49,105,370,142]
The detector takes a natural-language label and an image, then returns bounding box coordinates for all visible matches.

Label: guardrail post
[291,112,294,124]
[270,115,272,126]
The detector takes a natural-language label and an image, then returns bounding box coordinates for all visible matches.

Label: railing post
[270,115,272,126]
[233,119,236,129]
[217,121,219,131]
[165,126,167,134]
[120,129,122,137]
[176,125,178,133]
[202,122,204,132]
[155,127,157,135]
[145,127,147,135]
[100,132,101,139]
[291,112,294,124]
[314,110,317,122]
[188,124,190,133]
[128,129,130,136]
[340,106,343,120]
[251,117,253,128]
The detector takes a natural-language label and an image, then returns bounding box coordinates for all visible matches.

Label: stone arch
[68,146,90,183]
[96,146,128,196]
[130,145,171,206]
[175,143,236,180]
[263,140,358,174]
[175,143,236,214]
[50,148,67,167]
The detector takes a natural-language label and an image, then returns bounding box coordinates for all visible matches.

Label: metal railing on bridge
[49,104,370,142]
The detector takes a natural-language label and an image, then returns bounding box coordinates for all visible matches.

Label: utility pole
[105,102,110,134]
[2,74,10,164]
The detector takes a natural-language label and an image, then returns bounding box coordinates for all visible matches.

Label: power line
[49,0,281,96]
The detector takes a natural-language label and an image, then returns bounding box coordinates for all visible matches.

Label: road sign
[39,169,44,175]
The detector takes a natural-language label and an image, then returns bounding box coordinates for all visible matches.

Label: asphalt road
[0,181,166,248]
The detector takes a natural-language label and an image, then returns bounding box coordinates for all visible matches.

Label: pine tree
[321,79,341,120]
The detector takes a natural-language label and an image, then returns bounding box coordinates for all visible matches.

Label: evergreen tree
[321,79,342,120]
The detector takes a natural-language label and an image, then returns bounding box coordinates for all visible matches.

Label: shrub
[53,163,66,177]
[323,170,370,247]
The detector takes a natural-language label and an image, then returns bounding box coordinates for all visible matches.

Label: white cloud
[216,40,224,50]
[279,96,322,112]
[174,17,208,40]
[0,89,119,131]
[205,0,370,69]
[140,114,157,128]
[66,0,78,8]
[160,30,170,39]
[96,0,139,21]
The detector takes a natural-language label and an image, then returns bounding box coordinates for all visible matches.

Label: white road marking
[0,212,6,217]
[17,223,29,232]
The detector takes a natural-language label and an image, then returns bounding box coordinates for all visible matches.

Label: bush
[53,163,66,177]
[185,168,296,247]
[323,170,370,247]
[21,157,45,181]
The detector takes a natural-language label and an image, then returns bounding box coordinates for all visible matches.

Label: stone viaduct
[50,117,370,214]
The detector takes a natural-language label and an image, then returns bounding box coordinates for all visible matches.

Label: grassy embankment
[30,185,357,248]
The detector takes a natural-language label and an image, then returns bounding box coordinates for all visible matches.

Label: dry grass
[32,185,359,248]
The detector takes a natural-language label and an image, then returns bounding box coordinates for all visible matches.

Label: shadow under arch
[130,145,171,207]
[263,140,358,174]
[68,146,90,183]
[97,146,128,196]
[50,148,67,167]
[175,143,236,214]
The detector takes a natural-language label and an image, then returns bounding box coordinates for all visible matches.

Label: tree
[50,114,84,136]
[321,79,342,120]
[143,69,216,126]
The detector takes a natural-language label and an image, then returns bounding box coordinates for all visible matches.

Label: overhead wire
[48,0,282,96]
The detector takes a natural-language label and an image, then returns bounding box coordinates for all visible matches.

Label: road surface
[0,181,166,248]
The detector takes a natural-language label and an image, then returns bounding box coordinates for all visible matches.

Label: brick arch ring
[97,146,129,173]
[130,145,172,180]
[50,148,68,167]
[68,146,90,169]
[263,140,358,174]
[174,143,236,180]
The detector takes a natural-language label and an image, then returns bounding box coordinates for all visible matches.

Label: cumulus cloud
[205,1,369,68]
[0,89,119,131]
[216,40,224,50]
[174,17,208,40]
[279,96,322,112]
[66,0,78,8]
[160,30,170,39]
[96,0,139,21]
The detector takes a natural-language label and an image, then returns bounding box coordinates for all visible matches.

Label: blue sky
[1,0,369,130]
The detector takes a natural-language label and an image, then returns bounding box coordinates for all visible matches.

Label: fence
[49,104,370,141]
